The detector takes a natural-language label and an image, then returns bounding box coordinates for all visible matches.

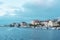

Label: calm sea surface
[0,27,60,40]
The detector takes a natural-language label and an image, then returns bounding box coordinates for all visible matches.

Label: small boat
[45,27,56,30]
[51,27,56,30]
[57,27,60,30]
[41,27,47,30]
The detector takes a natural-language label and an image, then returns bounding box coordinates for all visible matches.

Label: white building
[40,21,48,27]
[48,21,53,27]
[41,20,59,27]
[31,20,40,25]
[47,20,59,27]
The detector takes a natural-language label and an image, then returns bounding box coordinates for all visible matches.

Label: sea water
[0,27,60,40]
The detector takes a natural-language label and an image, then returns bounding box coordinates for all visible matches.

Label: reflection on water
[0,27,60,40]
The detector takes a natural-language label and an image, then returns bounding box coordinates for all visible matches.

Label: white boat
[51,27,56,30]
[57,27,60,30]
[41,27,47,30]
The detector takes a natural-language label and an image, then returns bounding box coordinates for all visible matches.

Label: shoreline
[0,26,60,30]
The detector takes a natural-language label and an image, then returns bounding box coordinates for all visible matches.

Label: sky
[0,0,60,24]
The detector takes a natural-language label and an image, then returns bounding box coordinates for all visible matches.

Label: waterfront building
[56,19,60,27]
[31,20,41,28]
[9,23,20,27]
[9,24,14,27]
[47,20,53,27]
[47,20,59,27]
[20,22,28,27]
[40,20,59,27]
[40,20,48,27]
[31,20,41,25]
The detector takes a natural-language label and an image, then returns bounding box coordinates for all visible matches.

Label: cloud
[0,0,27,16]
[29,0,56,7]
[8,13,16,16]
[0,7,17,16]
[0,0,56,17]
[0,10,6,16]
